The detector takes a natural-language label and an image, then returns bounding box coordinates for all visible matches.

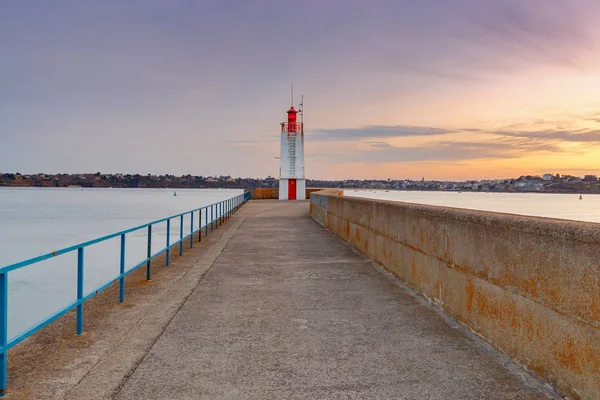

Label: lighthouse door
[288,179,297,200]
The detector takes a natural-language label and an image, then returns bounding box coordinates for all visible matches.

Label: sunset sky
[2,0,600,180]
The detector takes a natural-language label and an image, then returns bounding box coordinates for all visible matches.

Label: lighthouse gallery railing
[0,190,251,395]
[281,122,304,133]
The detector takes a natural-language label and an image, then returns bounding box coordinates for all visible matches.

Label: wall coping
[311,190,600,245]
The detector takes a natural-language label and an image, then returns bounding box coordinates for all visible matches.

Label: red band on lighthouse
[287,107,297,133]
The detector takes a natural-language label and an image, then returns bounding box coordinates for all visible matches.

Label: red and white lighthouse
[279,100,305,200]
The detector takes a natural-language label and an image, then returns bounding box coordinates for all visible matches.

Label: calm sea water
[347,190,600,224]
[0,187,242,338]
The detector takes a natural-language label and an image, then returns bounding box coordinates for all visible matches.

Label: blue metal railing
[0,190,251,395]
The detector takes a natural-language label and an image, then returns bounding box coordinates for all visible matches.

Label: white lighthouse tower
[279,97,305,200]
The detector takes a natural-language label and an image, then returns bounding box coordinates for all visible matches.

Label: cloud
[490,129,600,143]
[315,139,561,164]
[311,125,458,141]
[313,121,600,146]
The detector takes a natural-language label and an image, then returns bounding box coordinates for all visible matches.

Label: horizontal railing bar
[150,247,168,260]
[0,197,241,273]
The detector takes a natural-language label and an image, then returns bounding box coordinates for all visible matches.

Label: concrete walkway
[114,200,557,399]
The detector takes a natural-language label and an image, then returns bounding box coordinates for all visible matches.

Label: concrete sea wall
[250,187,325,200]
[250,188,280,200]
[310,190,600,399]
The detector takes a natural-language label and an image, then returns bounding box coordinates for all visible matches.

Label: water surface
[0,187,242,338]
[346,190,600,224]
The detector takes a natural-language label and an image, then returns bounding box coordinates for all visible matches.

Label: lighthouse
[279,99,305,200]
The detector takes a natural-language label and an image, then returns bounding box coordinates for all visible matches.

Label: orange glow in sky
[3,1,600,180]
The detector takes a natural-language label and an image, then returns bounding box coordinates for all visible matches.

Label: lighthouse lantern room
[279,97,305,200]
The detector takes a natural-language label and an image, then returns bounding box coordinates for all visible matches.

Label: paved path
[115,200,557,399]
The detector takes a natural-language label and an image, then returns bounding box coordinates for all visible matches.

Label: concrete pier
[64,200,557,399]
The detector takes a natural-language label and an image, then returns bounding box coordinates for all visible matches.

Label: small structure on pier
[279,95,305,200]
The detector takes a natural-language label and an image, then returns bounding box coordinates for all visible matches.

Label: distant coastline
[1,172,599,194]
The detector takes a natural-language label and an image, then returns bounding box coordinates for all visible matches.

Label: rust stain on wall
[465,279,474,313]
[343,220,350,239]
[522,275,540,298]
[553,339,585,375]
[381,244,389,264]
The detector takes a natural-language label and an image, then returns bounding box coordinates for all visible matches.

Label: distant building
[542,174,553,181]
[583,175,598,182]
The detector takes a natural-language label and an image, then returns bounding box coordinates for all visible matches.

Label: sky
[2,0,600,181]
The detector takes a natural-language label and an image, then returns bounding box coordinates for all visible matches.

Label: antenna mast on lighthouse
[300,94,304,126]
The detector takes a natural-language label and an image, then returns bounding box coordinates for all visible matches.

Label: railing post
[77,247,84,335]
[166,219,171,267]
[0,272,8,396]
[179,215,184,256]
[190,212,194,248]
[205,207,208,236]
[146,225,152,281]
[119,234,125,302]
[198,210,202,242]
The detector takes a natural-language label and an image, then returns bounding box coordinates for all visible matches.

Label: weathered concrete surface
[311,190,600,399]
[115,200,557,399]
[250,187,279,200]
